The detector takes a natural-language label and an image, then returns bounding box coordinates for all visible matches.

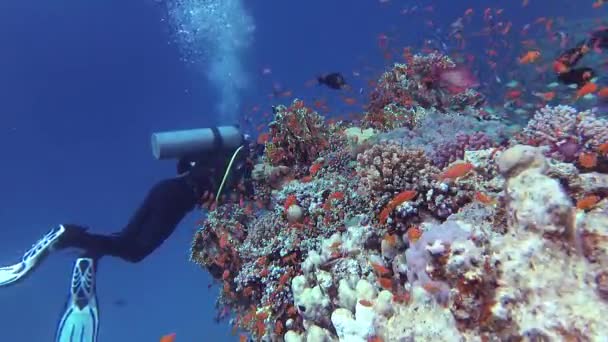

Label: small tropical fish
[160,333,176,342]
[378,277,393,290]
[407,226,423,243]
[379,190,418,224]
[318,72,348,90]
[575,82,598,101]
[518,50,541,64]
[439,162,474,180]
[553,61,569,74]
[371,262,391,276]
[576,195,600,210]
[598,142,608,155]
[579,152,598,168]
[505,90,522,99]
[506,80,520,88]
[475,192,496,205]
[533,91,555,101]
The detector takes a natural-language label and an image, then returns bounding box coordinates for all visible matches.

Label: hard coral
[356,142,434,194]
[364,52,485,132]
[433,131,495,169]
[265,99,330,171]
[355,141,481,220]
[366,109,507,168]
[516,105,608,163]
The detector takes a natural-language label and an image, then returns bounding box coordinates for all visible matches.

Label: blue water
[0,0,604,341]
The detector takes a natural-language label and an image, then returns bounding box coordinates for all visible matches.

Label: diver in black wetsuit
[0,126,254,342]
[554,28,608,87]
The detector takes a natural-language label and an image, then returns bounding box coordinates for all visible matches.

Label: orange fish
[579,152,598,168]
[576,195,600,210]
[407,226,423,243]
[160,333,176,342]
[518,50,541,64]
[342,97,358,106]
[553,61,569,73]
[378,277,393,290]
[371,262,391,276]
[533,91,555,101]
[575,82,598,101]
[475,192,496,205]
[598,142,608,155]
[505,90,522,99]
[378,190,418,224]
[439,162,474,180]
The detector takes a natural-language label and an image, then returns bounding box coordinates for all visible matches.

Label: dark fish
[591,28,608,49]
[318,73,347,90]
[557,67,596,88]
[113,298,127,307]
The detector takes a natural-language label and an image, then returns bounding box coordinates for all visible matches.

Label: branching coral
[364,52,485,132]
[264,99,330,171]
[355,141,485,220]
[365,109,507,168]
[515,105,608,165]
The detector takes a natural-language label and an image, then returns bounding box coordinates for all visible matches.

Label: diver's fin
[56,257,100,342]
[0,224,66,287]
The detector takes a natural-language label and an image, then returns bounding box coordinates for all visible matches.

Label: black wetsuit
[55,146,252,263]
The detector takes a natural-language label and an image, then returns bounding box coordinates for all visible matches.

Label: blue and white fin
[0,224,66,287]
[56,257,99,342]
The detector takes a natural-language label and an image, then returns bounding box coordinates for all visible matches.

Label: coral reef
[189,53,608,341]
[366,109,509,168]
[515,105,608,168]
[264,99,330,172]
[364,52,485,132]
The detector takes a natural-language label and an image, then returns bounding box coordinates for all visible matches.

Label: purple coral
[433,131,494,168]
[405,220,471,304]
[369,109,504,168]
[517,105,608,161]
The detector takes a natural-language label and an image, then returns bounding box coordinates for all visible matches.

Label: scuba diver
[554,28,608,87]
[0,126,254,342]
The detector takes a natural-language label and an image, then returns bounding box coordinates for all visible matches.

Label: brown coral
[356,141,481,220]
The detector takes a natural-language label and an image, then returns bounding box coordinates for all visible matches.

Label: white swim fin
[56,257,100,342]
[0,225,66,287]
